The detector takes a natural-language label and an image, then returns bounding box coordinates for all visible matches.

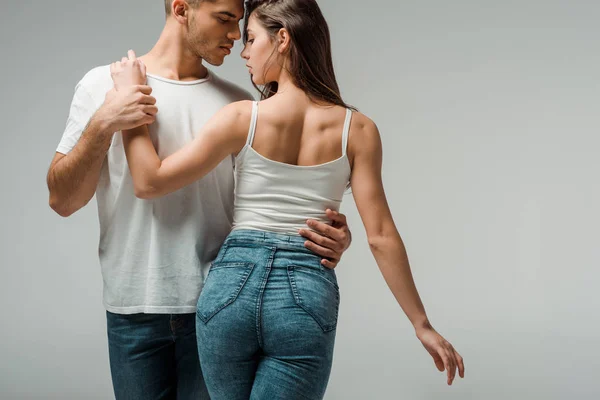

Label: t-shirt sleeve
[56,80,100,155]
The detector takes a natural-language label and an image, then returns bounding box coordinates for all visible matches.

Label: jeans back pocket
[196,262,255,324]
[287,266,340,332]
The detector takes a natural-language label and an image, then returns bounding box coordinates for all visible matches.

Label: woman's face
[241,14,282,85]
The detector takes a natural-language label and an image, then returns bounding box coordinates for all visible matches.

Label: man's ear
[171,0,189,23]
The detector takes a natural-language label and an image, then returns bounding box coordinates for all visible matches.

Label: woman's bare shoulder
[349,111,380,146]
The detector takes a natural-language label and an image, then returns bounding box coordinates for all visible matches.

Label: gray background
[1,0,599,398]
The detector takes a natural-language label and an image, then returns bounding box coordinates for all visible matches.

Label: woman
[111,0,464,398]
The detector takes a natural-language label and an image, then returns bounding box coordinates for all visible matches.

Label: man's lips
[220,44,233,55]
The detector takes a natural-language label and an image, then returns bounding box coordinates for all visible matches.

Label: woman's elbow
[368,234,388,253]
[133,184,159,200]
[367,230,401,253]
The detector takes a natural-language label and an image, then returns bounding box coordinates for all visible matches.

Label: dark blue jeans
[107,312,210,400]
[196,229,340,400]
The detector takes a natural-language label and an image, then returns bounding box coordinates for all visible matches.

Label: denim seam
[169,314,176,341]
[255,247,276,348]
[225,238,310,253]
[213,243,229,264]
[210,262,253,271]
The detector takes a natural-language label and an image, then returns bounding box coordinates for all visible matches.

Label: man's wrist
[91,106,118,137]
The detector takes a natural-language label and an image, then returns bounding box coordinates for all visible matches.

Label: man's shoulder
[209,71,255,102]
[77,64,113,95]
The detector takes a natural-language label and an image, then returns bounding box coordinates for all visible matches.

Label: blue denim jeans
[196,229,340,400]
[107,312,210,400]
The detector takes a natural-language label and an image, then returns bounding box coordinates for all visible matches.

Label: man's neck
[140,25,208,81]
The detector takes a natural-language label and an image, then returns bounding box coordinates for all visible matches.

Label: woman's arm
[123,101,250,199]
[348,113,465,385]
[111,52,250,199]
[349,115,429,328]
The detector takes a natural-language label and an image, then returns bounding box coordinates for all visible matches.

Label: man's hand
[95,86,157,133]
[299,209,352,269]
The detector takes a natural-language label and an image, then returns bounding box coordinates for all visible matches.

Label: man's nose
[228,24,242,41]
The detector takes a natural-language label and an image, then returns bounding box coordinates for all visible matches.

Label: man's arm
[47,115,114,217]
[47,85,157,217]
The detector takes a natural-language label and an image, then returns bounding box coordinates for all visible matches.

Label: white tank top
[232,101,352,235]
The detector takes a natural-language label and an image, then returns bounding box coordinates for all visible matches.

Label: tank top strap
[341,108,353,157]
[246,101,259,147]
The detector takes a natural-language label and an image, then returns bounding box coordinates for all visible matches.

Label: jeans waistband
[225,229,311,252]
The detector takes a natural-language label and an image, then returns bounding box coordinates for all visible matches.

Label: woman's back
[231,99,353,235]
[248,96,352,167]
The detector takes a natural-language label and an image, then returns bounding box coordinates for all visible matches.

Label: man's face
[186,0,245,65]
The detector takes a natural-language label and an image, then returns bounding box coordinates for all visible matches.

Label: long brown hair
[243,0,356,110]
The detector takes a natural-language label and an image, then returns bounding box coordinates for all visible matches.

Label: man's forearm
[48,115,114,217]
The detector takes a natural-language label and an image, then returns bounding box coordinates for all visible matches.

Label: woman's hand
[416,325,465,385]
[111,50,146,91]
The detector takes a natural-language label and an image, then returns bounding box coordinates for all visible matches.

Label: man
[47,0,352,398]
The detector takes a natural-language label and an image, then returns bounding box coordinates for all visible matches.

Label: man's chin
[203,55,226,67]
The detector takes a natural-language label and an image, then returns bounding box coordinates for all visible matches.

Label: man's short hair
[164,0,203,15]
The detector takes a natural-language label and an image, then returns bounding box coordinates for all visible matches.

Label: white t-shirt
[57,65,254,314]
